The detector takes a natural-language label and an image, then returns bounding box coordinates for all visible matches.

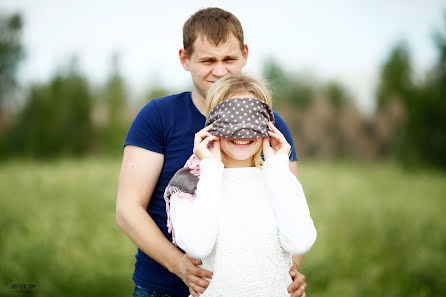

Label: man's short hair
[183,7,244,58]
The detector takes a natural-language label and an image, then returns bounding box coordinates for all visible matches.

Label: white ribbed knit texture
[170,156,316,297]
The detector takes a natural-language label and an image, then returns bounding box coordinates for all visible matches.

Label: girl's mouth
[230,139,254,145]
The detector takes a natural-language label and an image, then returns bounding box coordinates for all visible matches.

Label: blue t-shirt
[124,92,297,297]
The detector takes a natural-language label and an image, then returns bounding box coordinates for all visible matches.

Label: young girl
[164,75,316,297]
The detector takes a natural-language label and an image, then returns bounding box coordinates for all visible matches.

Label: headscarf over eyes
[205,97,274,139]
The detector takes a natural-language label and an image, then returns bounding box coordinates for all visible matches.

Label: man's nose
[212,62,229,77]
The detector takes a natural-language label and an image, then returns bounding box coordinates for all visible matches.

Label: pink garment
[164,154,201,244]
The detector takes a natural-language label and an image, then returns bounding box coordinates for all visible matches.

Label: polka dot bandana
[205,98,275,139]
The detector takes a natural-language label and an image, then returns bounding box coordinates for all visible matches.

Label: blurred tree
[141,72,170,107]
[101,53,129,155]
[6,84,52,157]
[323,80,351,110]
[262,57,287,87]
[373,41,413,160]
[0,13,24,114]
[433,15,446,87]
[376,41,413,110]
[55,59,93,155]
[5,57,94,158]
[144,86,170,103]
[104,54,127,124]
[398,14,446,169]
[262,58,313,108]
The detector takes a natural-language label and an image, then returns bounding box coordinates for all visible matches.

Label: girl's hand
[262,122,291,160]
[193,125,222,161]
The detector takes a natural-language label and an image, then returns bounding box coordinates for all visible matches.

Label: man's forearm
[292,254,304,269]
[117,203,182,273]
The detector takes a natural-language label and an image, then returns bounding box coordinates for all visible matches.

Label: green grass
[299,160,446,297]
[0,158,445,297]
[0,157,134,297]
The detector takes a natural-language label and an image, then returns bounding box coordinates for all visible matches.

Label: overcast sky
[1,0,445,114]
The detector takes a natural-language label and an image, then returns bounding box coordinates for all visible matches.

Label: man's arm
[288,160,308,297]
[116,145,212,294]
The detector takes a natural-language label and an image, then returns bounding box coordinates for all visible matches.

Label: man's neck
[191,89,207,115]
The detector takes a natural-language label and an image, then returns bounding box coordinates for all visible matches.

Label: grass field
[1,158,445,297]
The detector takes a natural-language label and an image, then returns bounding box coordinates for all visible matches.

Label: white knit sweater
[170,155,317,297]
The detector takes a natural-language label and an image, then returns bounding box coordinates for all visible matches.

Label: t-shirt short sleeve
[273,111,298,161]
[124,100,164,154]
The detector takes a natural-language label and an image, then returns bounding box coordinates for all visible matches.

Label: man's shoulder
[143,91,192,111]
[133,91,193,130]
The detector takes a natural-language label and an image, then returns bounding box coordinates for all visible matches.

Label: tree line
[0,12,445,170]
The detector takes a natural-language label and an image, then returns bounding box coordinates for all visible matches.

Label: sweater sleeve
[263,155,317,255]
[169,158,224,259]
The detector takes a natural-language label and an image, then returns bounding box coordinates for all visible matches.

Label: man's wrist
[166,249,184,275]
[292,254,304,271]
[292,259,300,271]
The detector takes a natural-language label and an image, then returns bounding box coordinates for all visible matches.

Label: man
[117,7,308,297]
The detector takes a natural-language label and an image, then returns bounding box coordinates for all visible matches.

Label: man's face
[180,34,248,102]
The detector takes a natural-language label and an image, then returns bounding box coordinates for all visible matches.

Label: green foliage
[4,58,94,158]
[0,12,24,111]
[1,159,445,297]
[262,58,313,108]
[144,86,170,103]
[323,81,350,110]
[398,84,446,168]
[100,54,128,155]
[392,16,446,169]
[376,41,413,110]
[375,17,446,169]
[0,53,134,159]
[104,54,126,124]
[262,59,351,111]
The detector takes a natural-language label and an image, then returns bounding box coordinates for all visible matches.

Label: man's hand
[288,266,307,297]
[174,253,213,297]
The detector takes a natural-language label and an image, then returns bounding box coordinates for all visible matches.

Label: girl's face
[218,93,264,168]
[220,137,263,168]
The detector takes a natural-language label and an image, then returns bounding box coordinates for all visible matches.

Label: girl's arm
[170,158,224,259]
[263,154,317,255]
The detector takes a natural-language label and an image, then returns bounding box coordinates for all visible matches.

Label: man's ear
[242,44,249,67]
[179,48,190,71]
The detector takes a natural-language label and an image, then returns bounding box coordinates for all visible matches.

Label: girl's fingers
[200,135,218,147]
[197,125,212,134]
[268,122,286,138]
[268,129,290,154]
[196,125,212,135]
[194,131,214,144]
[268,130,286,144]
[268,121,279,132]
[212,138,221,150]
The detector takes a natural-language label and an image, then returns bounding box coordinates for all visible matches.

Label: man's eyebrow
[198,57,216,61]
